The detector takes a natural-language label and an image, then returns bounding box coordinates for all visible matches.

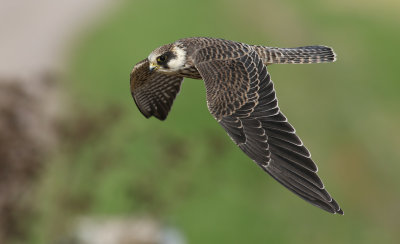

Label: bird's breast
[177,66,202,79]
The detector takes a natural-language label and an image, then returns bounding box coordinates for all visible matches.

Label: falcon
[130,37,343,214]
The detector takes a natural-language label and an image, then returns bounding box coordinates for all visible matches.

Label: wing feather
[130,59,183,120]
[194,44,343,214]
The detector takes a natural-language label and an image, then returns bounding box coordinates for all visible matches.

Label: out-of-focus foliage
[29,0,400,243]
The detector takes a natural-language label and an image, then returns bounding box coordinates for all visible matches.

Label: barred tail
[253,45,337,64]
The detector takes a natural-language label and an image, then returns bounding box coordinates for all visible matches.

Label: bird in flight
[130,37,343,214]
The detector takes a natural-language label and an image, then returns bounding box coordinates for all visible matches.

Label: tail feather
[253,45,337,64]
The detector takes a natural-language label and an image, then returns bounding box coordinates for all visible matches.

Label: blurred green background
[27,0,400,243]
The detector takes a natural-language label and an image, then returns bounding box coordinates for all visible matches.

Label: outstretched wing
[130,59,183,120]
[194,45,343,214]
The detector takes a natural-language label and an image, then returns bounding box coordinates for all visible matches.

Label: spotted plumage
[130,37,343,214]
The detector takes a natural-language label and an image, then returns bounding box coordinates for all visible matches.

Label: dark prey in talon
[130,37,343,214]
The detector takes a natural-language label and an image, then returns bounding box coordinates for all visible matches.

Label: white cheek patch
[167,47,186,71]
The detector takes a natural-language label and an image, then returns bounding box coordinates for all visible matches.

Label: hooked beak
[149,63,159,72]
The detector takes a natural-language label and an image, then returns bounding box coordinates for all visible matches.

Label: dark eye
[156,54,167,64]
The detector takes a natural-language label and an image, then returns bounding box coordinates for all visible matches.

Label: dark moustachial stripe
[161,51,176,69]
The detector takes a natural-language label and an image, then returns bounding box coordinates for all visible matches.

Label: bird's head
[147,43,186,73]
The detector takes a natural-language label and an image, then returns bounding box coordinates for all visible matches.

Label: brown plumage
[130,59,183,120]
[130,37,343,214]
